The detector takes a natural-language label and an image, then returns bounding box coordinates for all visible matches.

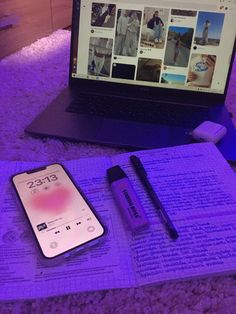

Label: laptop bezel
[69,0,236,107]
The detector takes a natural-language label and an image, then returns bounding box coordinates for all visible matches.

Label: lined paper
[1,143,236,300]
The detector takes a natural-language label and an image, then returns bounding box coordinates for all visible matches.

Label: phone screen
[12,164,105,258]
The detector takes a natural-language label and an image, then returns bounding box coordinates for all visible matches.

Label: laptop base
[25,88,236,161]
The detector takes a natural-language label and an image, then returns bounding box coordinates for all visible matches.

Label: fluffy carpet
[0,30,236,313]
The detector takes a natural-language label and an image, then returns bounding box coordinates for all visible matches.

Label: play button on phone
[87,226,95,232]
[50,241,58,249]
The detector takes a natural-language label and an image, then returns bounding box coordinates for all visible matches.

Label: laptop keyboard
[67,93,209,128]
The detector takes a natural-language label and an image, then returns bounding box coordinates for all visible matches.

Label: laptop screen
[71,0,236,95]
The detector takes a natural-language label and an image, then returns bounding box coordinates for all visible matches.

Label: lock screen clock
[27,174,59,189]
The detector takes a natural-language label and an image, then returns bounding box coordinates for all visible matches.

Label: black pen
[130,155,179,240]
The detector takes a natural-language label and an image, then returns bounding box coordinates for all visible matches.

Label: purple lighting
[0,23,236,313]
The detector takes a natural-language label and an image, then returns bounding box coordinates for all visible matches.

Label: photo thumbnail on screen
[194,11,225,46]
[91,3,116,28]
[136,58,162,83]
[114,9,142,57]
[164,26,194,67]
[187,54,217,88]
[171,9,197,17]
[161,73,186,85]
[141,8,169,49]
[88,37,113,77]
[112,63,136,80]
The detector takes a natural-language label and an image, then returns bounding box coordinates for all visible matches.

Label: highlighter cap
[107,166,127,185]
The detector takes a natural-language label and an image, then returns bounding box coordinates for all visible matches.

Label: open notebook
[1,143,236,300]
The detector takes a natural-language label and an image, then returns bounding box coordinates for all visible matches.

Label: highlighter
[107,165,149,231]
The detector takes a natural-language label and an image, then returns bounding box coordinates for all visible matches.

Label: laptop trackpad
[96,118,189,148]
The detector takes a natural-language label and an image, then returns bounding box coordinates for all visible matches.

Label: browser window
[72,0,236,94]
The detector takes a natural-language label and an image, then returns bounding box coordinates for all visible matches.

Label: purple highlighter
[107,166,149,231]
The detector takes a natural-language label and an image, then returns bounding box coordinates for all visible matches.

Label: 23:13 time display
[27,175,58,189]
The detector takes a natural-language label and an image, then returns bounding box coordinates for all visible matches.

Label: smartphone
[12,164,105,259]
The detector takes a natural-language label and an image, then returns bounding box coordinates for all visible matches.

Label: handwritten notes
[113,143,236,285]
[1,143,236,300]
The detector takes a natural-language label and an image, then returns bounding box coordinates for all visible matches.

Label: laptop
[26,0,236,160]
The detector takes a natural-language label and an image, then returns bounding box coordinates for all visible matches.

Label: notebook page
[112,143,236,286]
[0,158,134,300]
